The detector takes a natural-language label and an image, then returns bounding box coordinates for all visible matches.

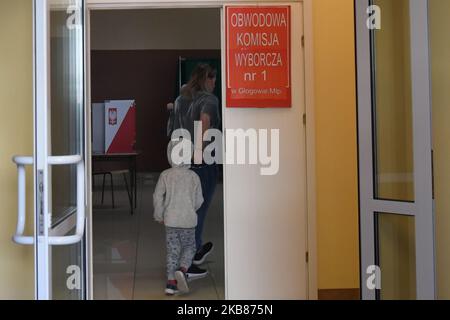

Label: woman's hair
[181,63,217,99]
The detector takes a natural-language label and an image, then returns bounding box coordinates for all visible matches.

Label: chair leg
[123,173,133,214]
[134,169,137,209]
[101,174,106,205]
[109,173,115,208]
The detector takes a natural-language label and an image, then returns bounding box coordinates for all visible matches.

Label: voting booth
[92,100,136,154]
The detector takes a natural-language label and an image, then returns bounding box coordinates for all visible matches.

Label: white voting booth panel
[104,100,136,154]
[92,103,105,154]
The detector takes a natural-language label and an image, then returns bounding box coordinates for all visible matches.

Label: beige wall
[90,9,221,50]
[0,0,34,299]
[430,0,450,300]
[312,0,360,290]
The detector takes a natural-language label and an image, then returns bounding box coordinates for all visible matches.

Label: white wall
[223,2,307,299]
[90,9,221,50]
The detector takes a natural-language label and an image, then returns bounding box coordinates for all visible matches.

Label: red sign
[226,6,291,108]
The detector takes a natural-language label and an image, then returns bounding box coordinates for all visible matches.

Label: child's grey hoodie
[153,163,204,229]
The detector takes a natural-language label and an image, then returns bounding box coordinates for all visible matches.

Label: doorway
[89,8,225,299]
[86,1,310,300]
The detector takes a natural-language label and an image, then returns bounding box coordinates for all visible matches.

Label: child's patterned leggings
[166,227,196,281]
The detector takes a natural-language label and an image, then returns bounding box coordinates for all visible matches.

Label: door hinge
[306,251,309,263]
[303,113,306,125]
[432,149,435,199]
[301,35,305,48]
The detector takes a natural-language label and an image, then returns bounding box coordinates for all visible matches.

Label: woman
[169,63,220,279]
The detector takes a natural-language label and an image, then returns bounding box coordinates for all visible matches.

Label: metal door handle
[47,155,85,245]
[12,155,85,246]
[12,156,34,245]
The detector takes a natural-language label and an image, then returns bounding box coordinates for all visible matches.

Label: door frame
[85,0,317,300]
[355,0,435,299]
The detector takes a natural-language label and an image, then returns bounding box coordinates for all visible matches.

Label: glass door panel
[369,1,417,299]
[50,0,83,226]
[34,0,87,300]
[356,0,435,300]
[372,0,414,202]
[376,213,416,300]
[51,234,85,300]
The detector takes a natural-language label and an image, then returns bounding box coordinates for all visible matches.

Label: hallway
[92,172,225,300]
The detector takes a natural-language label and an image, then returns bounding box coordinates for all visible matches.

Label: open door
[12,0,90,300]
[222,2,308,299]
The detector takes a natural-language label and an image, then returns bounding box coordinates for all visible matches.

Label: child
[153,142,204,295]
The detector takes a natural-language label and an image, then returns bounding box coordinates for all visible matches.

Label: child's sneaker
[165,282,178,296]
[175,269,189,293]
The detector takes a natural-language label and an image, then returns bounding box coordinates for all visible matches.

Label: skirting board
[318,289,360,300]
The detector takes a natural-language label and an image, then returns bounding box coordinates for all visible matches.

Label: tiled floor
[92,172,225,300]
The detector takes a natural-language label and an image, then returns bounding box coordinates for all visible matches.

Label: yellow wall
[0,0,34,299]
[312,0,360,290]
[430,0,450,300]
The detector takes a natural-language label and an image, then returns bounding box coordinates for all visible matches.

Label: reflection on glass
[372,0,414,201]
[52,229,84,300]
[48,0,84,300]
[429,0,450,300]
[376,213,416,300]
[50,0,84,225]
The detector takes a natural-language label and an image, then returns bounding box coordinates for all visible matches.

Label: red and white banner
[105,100,136,154]
[226,6,291,108]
